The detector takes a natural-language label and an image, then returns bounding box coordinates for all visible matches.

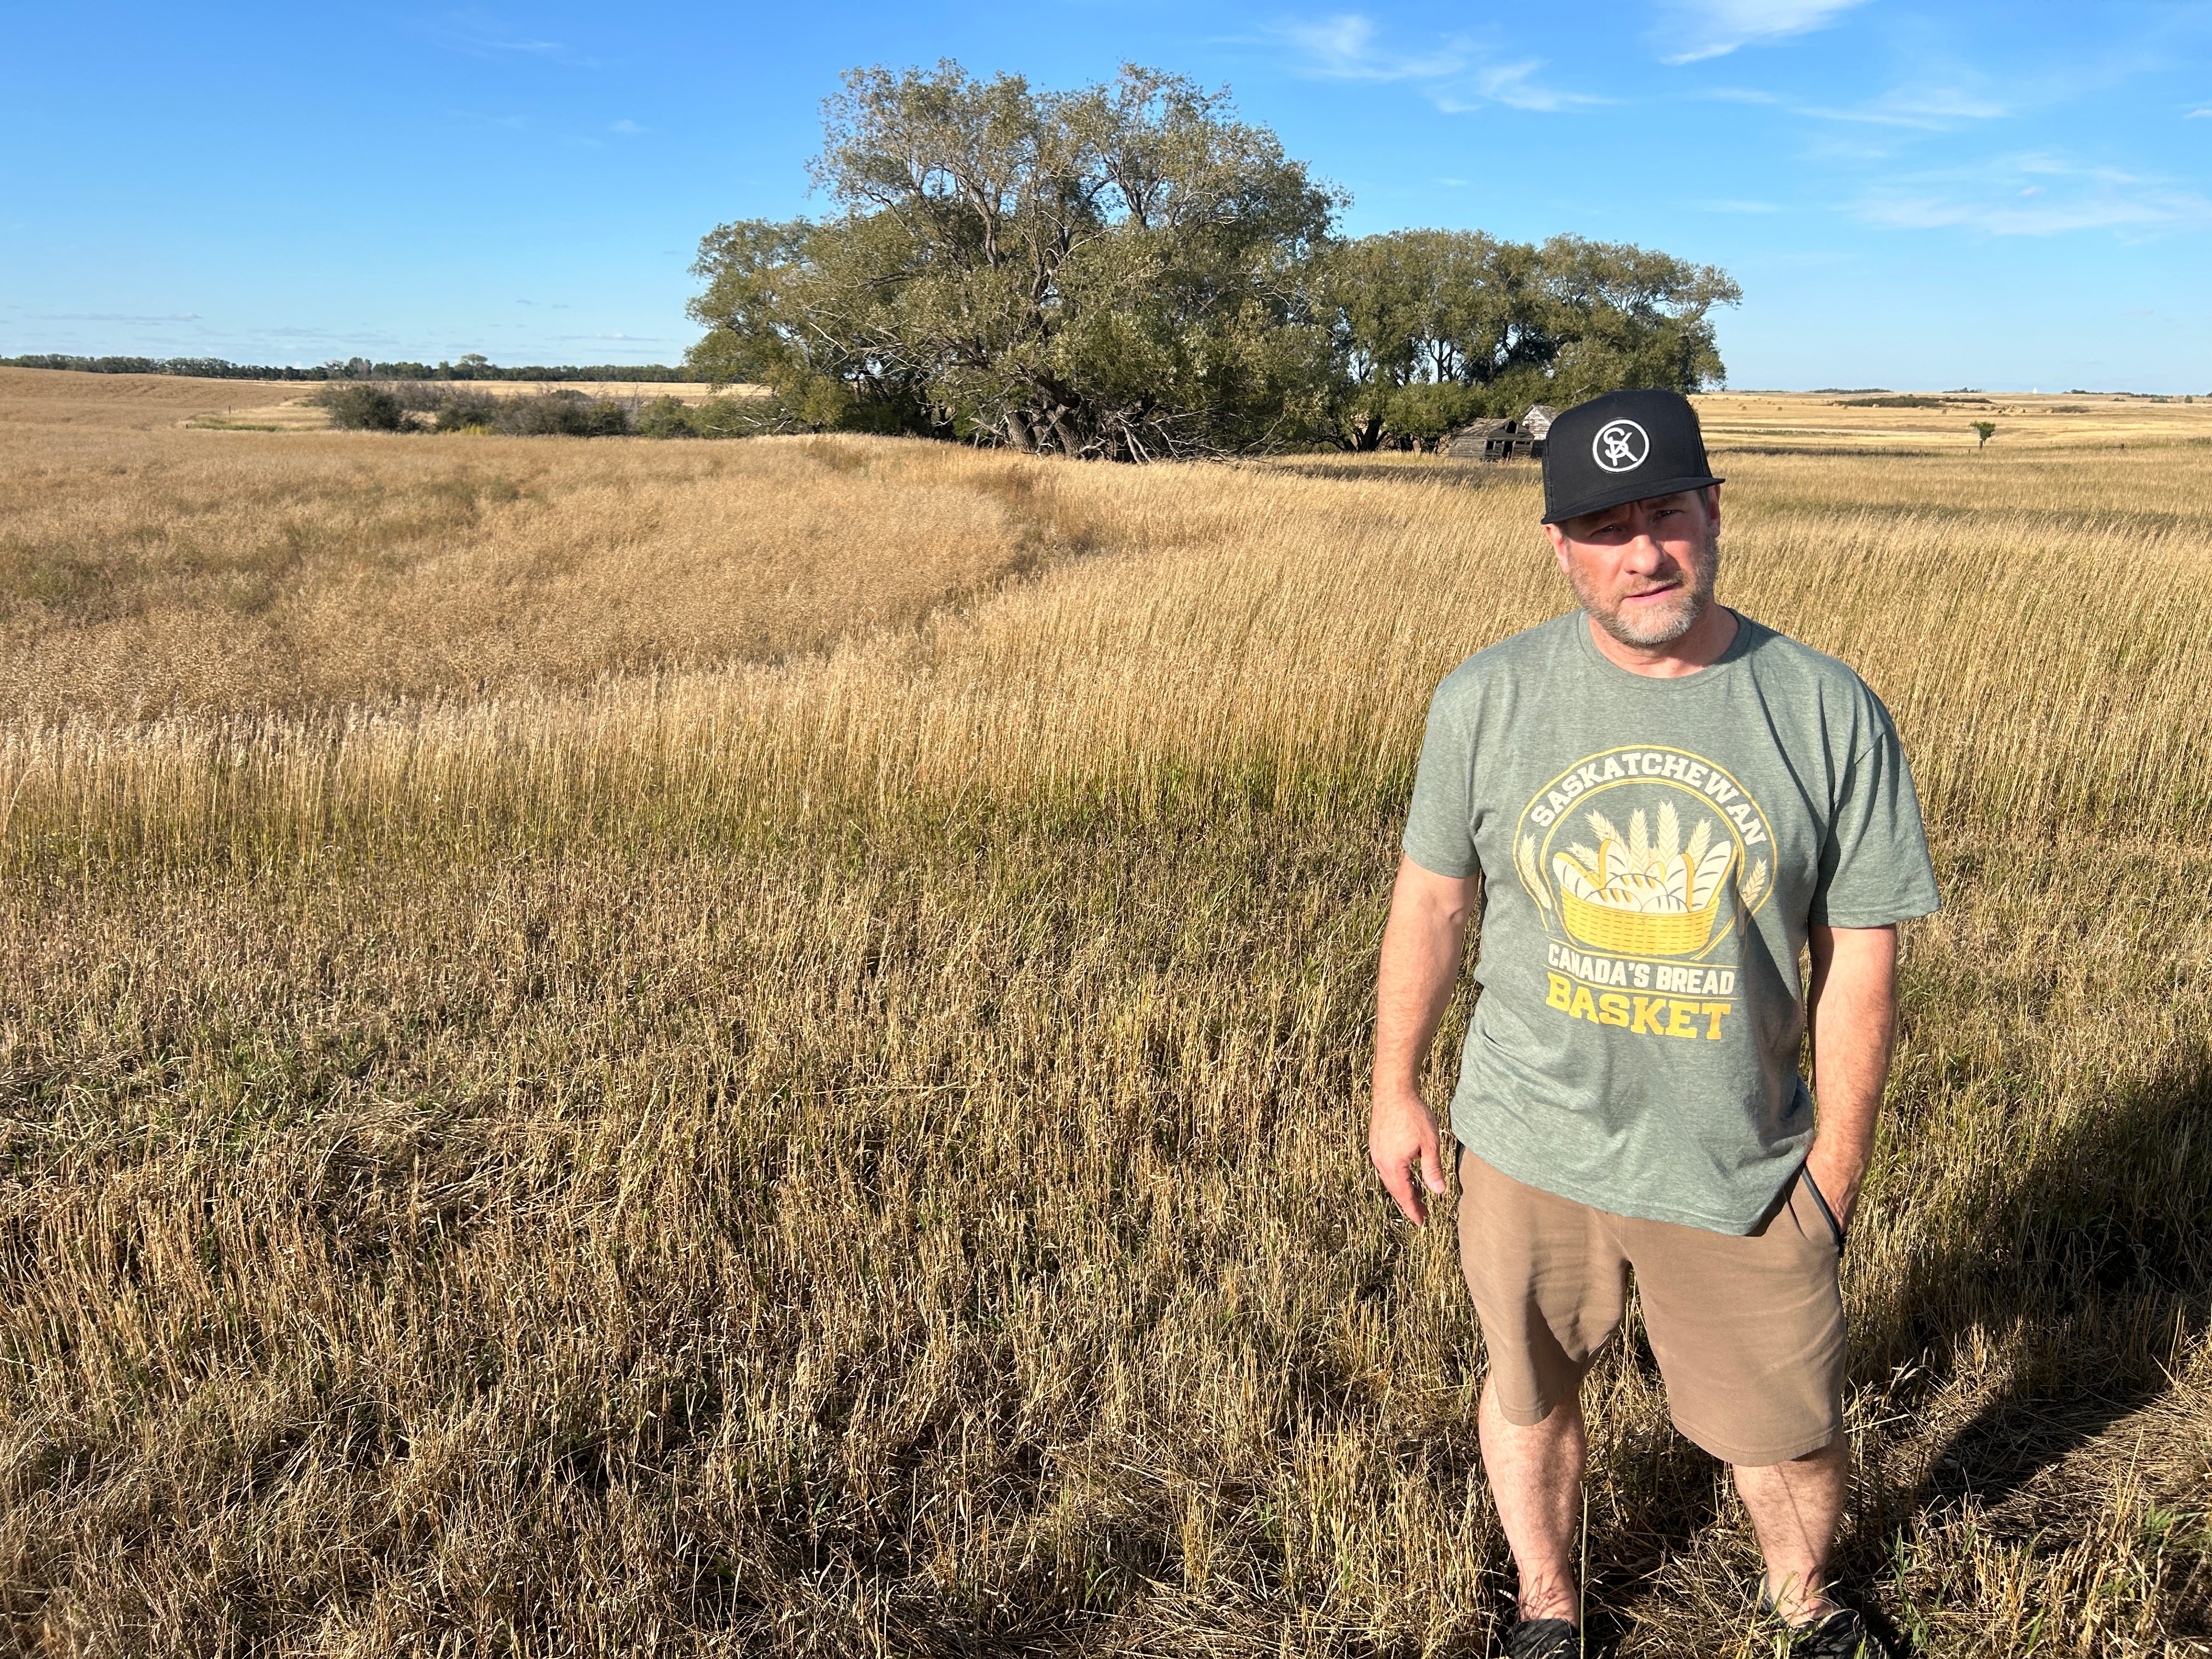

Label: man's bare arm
[1803,923,1899,1228]
[1370,854,1481,1224]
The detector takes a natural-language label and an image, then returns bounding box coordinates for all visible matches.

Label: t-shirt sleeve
[1811,699,1941,928]
[1401,685,1481,879]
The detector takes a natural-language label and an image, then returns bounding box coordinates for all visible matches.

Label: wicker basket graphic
[1551,824,1736,958]
[1559,877,1726,957]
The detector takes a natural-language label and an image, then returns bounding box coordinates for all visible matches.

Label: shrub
[637,396,702,438]
[317,383,413,432]
[317,381,641,438]
[493,391,634,437]
[687,396,767,438]
[434,391,503,433]
[637,393,776,439]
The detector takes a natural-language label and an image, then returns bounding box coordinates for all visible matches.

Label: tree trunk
[1004,409,1039,452]
[1045,404,1084,456]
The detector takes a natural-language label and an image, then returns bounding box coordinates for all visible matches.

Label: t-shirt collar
[1569,605,1754,690]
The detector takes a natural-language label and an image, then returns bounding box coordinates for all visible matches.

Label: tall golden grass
[2,369,2209,1654]
[0,375,1069,723]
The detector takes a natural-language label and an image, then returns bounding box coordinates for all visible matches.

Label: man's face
[1545,487,1722,649]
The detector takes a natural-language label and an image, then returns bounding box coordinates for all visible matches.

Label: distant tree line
[315,381,748,439]
[687,62,1740,459]
[1,352,697,383]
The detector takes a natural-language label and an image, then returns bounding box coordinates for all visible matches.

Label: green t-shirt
[1401,610,1940,1235]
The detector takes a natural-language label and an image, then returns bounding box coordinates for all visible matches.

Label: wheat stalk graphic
[1556,807,1733,916]
[1741,857,1769,910]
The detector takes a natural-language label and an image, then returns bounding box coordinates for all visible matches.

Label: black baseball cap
[1541,388,1724,525]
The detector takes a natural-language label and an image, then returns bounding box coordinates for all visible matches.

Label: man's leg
[1733,1435,1849,1622]
[1479,1381,1585,1622]
[1624,1173,1852,1627]
[1458,1153,1623,1628]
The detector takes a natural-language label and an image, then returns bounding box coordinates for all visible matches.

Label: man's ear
[1543,521,1573,575]
[1703,484,1723,535]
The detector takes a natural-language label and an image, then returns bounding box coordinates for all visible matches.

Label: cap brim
[1541,473,1725,526]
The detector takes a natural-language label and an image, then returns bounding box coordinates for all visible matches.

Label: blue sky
[3,1,2208,390]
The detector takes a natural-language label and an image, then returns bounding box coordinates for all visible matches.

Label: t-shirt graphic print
[1401,611,1940,1235]
[1519,746,1773,1045]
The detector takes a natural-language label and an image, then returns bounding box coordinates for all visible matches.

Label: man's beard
[1571,529,1722,648]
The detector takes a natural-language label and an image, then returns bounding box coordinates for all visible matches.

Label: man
[1369,389,1937,1658]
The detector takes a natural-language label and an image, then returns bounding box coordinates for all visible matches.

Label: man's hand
[1802,1138,1869,1234]
[1370,855,1480,1224]
[1370,1089,1446,1224]
[1803,923,1899,1229]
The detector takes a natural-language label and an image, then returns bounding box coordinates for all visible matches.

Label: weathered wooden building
[1444,404,1559,461]
[1444,418,1523,460]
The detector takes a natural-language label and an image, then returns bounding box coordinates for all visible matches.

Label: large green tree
[688,63,1340,459]
[690,61,1742,458]
[1317,232,1741,451]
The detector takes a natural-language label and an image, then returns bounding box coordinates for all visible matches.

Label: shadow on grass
[1259,456,1540,491]
[1839,1043,2212,1646]
[1555,1047,2212,1656]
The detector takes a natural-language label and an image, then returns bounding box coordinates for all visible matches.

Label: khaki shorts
[1457,1149,1846,1466]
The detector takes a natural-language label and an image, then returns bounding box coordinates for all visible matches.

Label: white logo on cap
[1592,419,1650,473]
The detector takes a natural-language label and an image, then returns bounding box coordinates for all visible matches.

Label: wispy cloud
[608,119,646,134]
[422,12,599,67]
[2190,108,2212,119]
[1654,0,1870,64]
[1702,78,2007,140]
[1803,86,2008,129]
[1716,78,2017,157]
[32,311,200,323]
[1264,13,1603,111]
[1271,14,1462,80]
[1857,153,2212,236]
[1440,60,1603,114]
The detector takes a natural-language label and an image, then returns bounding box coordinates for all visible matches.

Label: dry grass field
[0,369,750,439]
[2,366,2210,1656]
[172,383,750,435]
[1693,390,2208,454]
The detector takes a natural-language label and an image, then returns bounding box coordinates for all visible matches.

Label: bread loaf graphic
[1550,804,1735,957]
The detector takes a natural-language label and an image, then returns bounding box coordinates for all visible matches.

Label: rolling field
[0,368,749,441]
[2,367,2210,1655]
[1693,390,2209,453]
